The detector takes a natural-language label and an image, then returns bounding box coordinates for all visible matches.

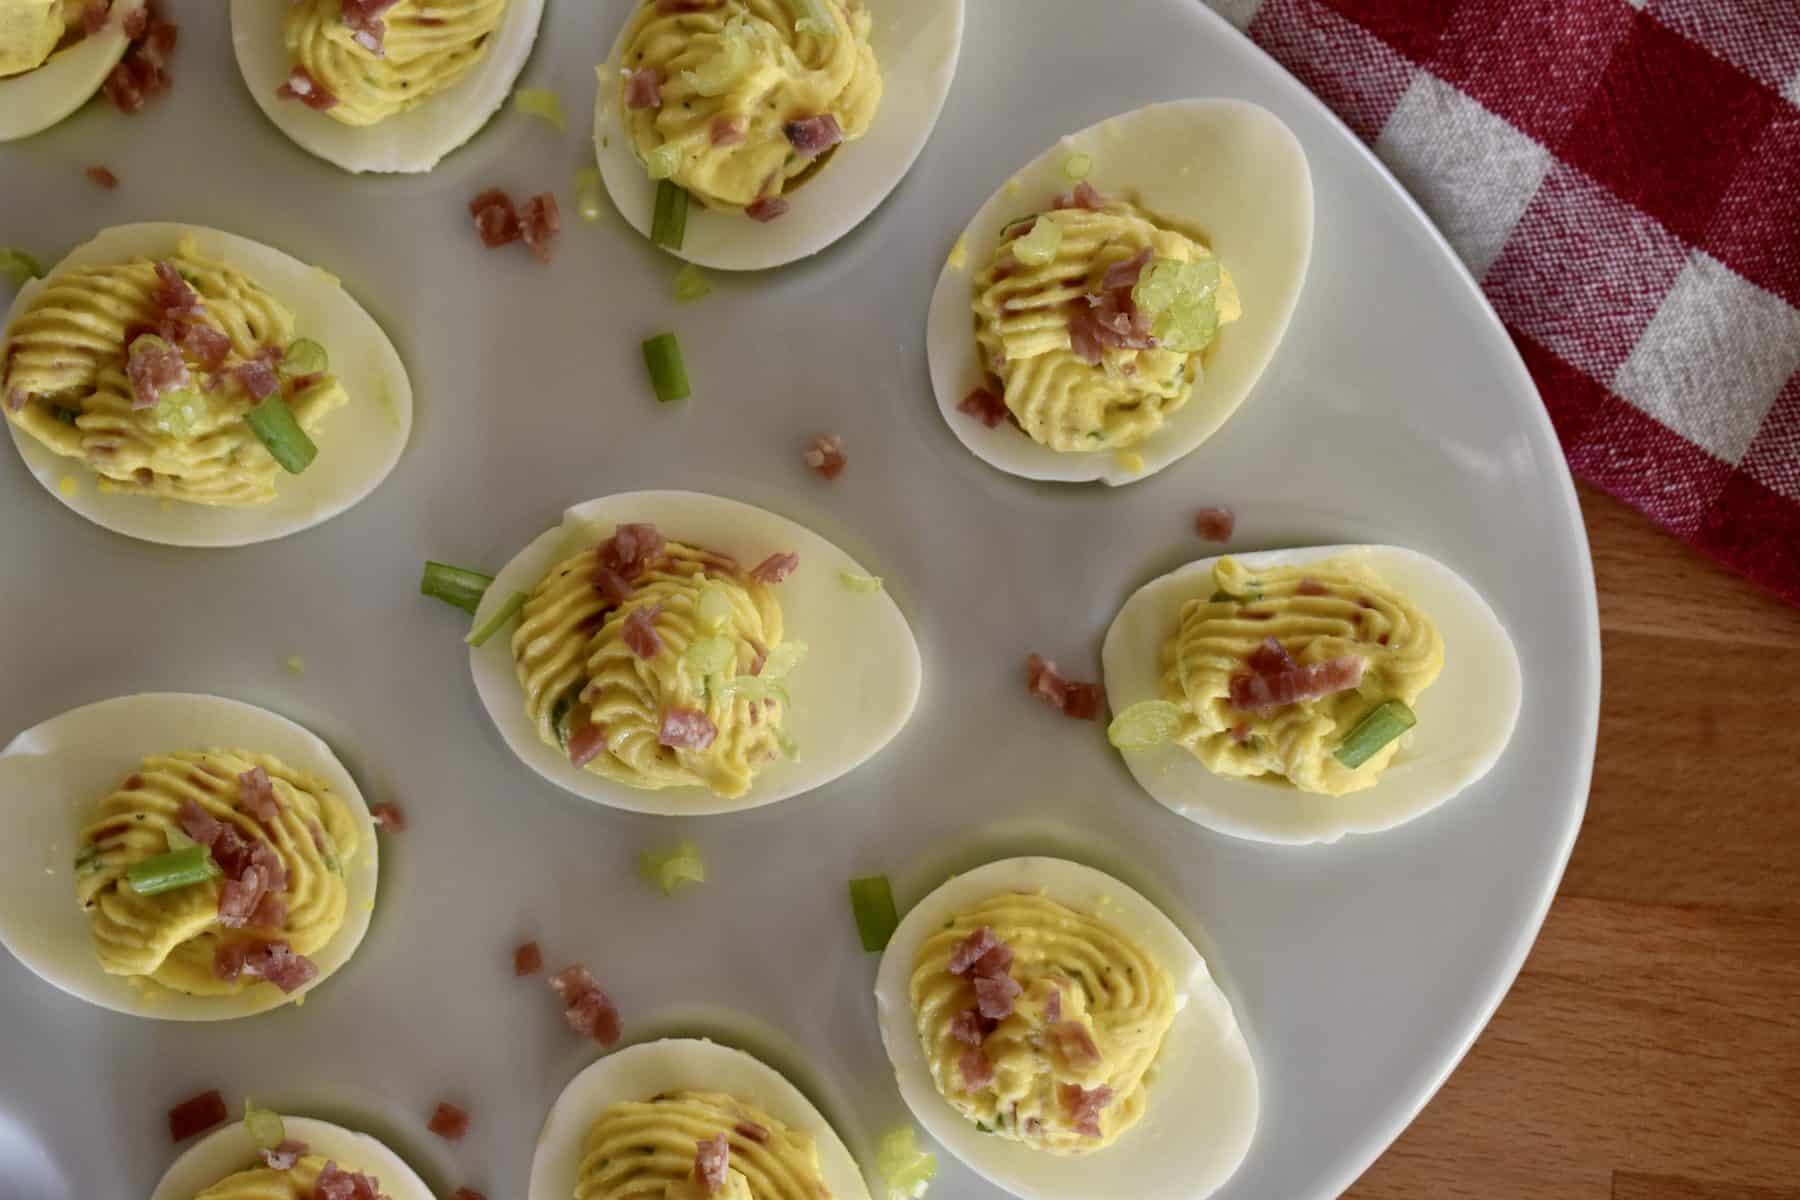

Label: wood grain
[1347,485,1800,1199]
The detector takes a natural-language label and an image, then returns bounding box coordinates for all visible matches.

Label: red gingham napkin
[1206,0,1800,604]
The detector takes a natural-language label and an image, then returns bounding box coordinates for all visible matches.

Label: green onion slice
[421,561,494,615]
[1132,256,1224,353]
[840,571,883,593]
[775,729,799,761]
[639,840,706,895]
[150,386,203,438]
[695,584,733,631]
[125,845,219,896]
[574,167,604,223]
[245,393,318,474]
[682,20,752,95]
[650,178,689,249]
[760,641,806,680]
[243,1103,286,1150]
[0,248,41,287]
[1010,216,1063,267]
[848,875,900,952]
[681,634,735,679]
[646,143,685,183]
[465,590,528,647]
[783,0,836,35]
[1334,699,1416,768]
[875,1127,937,1200]
[642,332,691,403]
[279,338,328,379]
[1063,152,1092,180]
[513,87,567,130]
[165,827,198,852]
[1106,700,1183,750]
[672,263,711,303]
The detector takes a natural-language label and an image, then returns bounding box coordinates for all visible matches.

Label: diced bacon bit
[1082,286,1155,348]
[218,869,268,930]
[178,797,223,845]
[469,188,521,247]
[1100,248,1151,292]
[212,939,248,980]
[276,66,337,111]
[1045,986,1062,1023]
[603,522,666,581]
[1067,307,1105,366]
[622,604,662,658]
[694,1133,730,1194]
[734,1121,770,1144]
[236,766,278,822]
[315,1161,385,1200]
[249,891,287,930]
[749,552,799,584]
[1296,577,1329,596]
[175,323,231,371]
[369,802,406,832]
[550,965,623,1045]
[957,385,1007,428]
[1193,506,1236,543]
[949,1008,989,1047]
[710,115,746,146]
[521,193,560,265]
[802,433,846,481]
[947,926,1014,978]
[567,722,608,768]
[624,67,662,110]
[449,1190,487,1200]
[746,196,790,223]
[340,0,399,56]
[167,1089,228,1142]
[152,260,200,315]
[1049,1021,1102,1069]
[783,113,842,158]
[126,336,188,409]
[123,3,147,38]
[428,1102,471,1142]
[1058,1083,1115,1138]
[1230,722,1253,744]
[1054,181,1104,211]
[234,359,278,401]
[591,566,633,607]
[973,972,1023,1020]
[82,1,107,35]
[1229,637,1366,713]
[958,1047,994,1089]
[231,941,318,993]
[659,707,718,751]
[104,2,176,115]
[261,1139,307,1171]
[85,165,119,189]
[513,940,544,976]
[1024,654,1103,721]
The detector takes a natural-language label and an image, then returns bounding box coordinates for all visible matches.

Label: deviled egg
[875,857,1256,1200]
[152,1109,432,1200]
[0,692,380,1020]
[230,0,545,173]
[1102,545,1522,844]
[467,490,922,815]
[529,1037,871,1200]
[1,222,411,547]
[928,100,1312,484]
[0,0,145,142]
[593,0,964,270]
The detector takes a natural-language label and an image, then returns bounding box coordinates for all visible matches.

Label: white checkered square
[1615,252,1800,463]
[1375,75,1552,280]
[1208,0,1266,33]
[1786,62,1800,108]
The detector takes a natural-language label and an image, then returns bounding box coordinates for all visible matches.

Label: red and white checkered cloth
[1207,0,1800,605]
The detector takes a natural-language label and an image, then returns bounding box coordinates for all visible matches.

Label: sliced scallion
[279,338,328,379]
[0,248,42,287]
[1106,700,1183,750]
[695,584,733,631]
[840,571,883,593]
[243,1103,285,1150]
[513,87,567,131]
[421,561,494,615]
[639,839,706,895]
[1010,216,1063,267]
[465,590,528,647]
[672,264,711,303]
[783,0,836,36]
[574,168,604,223]
[1063,152,1092,180]
[245,394,317,474]
[760,641,806,680]
[848,874,900,952]
[1334,699,1416,769]
[650,179,689,250]
[165,827,197,852]
[125,845,218,896]
[681,634,735,679]
[642,332,690,403]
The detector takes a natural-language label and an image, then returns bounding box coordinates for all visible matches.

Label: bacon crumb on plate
[428,1101,471,1142]
[746,196,789,223]
[369,801,407,832]
[749,552,799,584]
[521,193,560,264]
[1024,654,1103,721]
[167,1089,228,1142]
[469,189,521,248]
[1193,506,1235,543]
[550,965,621,1045]
[957,385,1007,428]
[513,940,543,976]
[802,433,846,480]
[449,1190,487,1200]
[84,166,118,189]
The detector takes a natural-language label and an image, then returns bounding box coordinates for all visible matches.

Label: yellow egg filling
[193,1154,373,1200]
[1161,554,1445,796]
[73,749,358,997]
[1,241,348,506]
[0,0,86,78]
[284,0,508,126]
[578,1090,829,1200]
[971,196,1241,452]
[616,0,882,211]
[909,891,1178,1154]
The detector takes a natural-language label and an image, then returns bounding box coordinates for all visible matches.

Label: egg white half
[1102,545,1524,845]
[927,99,1313,485]
[151,1115,433,1200]
[469,490,923,816]
[2,222,413,547]
[592,0,965,271]
[0,693,380,1021]
[874,857,1258,1200]
[0,0,145,142]
[529,1037,872,1200]
[229,0,545,173]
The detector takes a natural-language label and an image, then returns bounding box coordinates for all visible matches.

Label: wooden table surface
[1347,483,1800,1200]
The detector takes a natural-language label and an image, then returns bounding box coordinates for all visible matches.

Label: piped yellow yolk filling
[578,1090,829,1200]
[284,0,507,126]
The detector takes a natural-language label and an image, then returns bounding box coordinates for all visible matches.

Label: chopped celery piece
[125,845,218,896]
[720,676,788,706]
[1,248,42,287]
[243,1103,285,1150]
[875,1127,937,1200]
[1010,216,1062,267]
[150,387,203,438]
[421,561,494,615]
[1107,700,1183,750]
[513,87,567,130]
[784,0,835,35]
[1063,152,1092,180]
[650,179,689,248]
[574,167,604,222]
[1132,257,1224,353]
[848,875,899,952]
[1152,297,1219,354]
[639,840,706,895]
[776,728,798,761]
[760,641,806,680]
[1334,700,1416,768]
[695,584,733,631]
[283,655,306,676]
[244,394,317,474]
[465,590,528,647]
[840,571,883,593]
[647,143,685,183]
[279,338,328,378]
[642,332,690,403]
[165,827,197,852]
[682,20,751,95]
[681,634,735,678]
[672,263,711,303]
